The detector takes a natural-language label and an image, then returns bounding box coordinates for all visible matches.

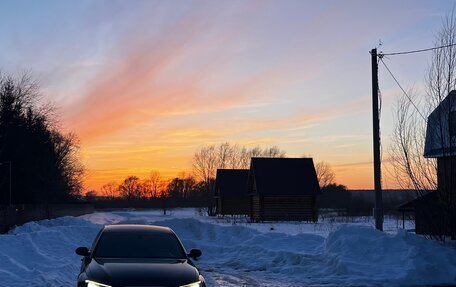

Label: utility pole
[371,48,383,231]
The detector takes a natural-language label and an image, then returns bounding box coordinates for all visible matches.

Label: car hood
[86,258,199,287]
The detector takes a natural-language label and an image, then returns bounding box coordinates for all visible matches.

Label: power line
[378,58,427,121]
[380,42,456,56]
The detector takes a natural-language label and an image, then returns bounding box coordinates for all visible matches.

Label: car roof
[102,224,174,234]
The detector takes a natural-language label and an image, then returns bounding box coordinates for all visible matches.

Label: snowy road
[1,209,456,286]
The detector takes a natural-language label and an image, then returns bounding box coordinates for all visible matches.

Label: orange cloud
[63,3,279,142]
[78,95,370,191]
[59,2,389,191]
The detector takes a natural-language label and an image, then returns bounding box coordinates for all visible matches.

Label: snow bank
[325,225,456,286]
[1,210,455,286]
[0,217,101,286]
[152,218,456,286]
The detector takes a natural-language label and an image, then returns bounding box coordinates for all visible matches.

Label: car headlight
[180,281,201,287]
[85,280,112,287]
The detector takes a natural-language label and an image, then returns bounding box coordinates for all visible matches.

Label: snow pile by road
[0,217,100,287]
[325,225,456,286]
[152,218,456,286]
[0,209,455,286]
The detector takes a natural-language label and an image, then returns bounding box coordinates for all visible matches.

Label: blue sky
[0,0,453,189]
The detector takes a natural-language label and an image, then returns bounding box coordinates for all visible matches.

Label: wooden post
[371,48,384,231]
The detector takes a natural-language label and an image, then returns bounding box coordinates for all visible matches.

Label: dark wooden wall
[437,156,456,205]
[415,199,456,236]
[250,195,317,222]
[251,195,261,221]
[216,197,249,215]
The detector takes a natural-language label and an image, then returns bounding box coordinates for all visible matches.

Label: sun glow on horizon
[1,0,449,192]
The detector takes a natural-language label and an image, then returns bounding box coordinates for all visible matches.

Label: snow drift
[0,210,455,286]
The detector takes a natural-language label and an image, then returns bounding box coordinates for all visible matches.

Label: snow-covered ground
[1,208,456,287]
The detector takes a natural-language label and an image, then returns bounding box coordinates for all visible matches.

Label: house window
[450,111,456,136]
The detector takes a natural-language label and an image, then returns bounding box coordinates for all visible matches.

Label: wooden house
[403,90,456,235]
[424,90,456,204]
[214,169,249,216]
[248,158,321,222]
[398,192,455,235]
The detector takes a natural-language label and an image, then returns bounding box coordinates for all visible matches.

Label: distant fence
[0,203,94,233]
[318,190,418,216]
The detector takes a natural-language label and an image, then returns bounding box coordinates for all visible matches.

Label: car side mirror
[75,246,90,257]
[188,248,202,260]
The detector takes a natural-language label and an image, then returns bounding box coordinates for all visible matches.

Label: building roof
[214,169,249,198]
[397,191,438,212]
[248,157,321,196]
[424,90,456,158]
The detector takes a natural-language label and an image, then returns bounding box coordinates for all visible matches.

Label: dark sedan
[75,224,205,287]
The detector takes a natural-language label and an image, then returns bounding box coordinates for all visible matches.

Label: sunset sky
[1,0,454,190]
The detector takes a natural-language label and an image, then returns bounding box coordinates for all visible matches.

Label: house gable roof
[397,191,439,212]
[248,157,321,196]
[214,169,249,198]
[424,90,456,158]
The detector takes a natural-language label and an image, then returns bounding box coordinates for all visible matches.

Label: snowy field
[1,208,456,287]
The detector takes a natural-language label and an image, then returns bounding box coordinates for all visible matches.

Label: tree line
[0,74,83,204]
[93,144,288,201]
[92,142,343,204]
[92,173,206,201]
[0,72,342,207]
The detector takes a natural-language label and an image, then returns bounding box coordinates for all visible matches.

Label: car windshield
[93,231,187,259]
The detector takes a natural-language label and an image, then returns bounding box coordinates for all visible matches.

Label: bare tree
[426,10,456,110]
[248,146,263,158]
[236,145,286,168]
[149,170,164,198]
[237,146,250,169]
[217,142,235,169]
[192,143,287,181]
[315,161,336,188]
[388,11,456,239]
[261,146,286,158]
[229,145,258,169]
[425,11,456,204]
[192,145,218,215]
[118,176,143,199]
[100,182,118,198]
[166,172,197,199]
[192,145,218,183]
[390,92,437,194]
[390,11,456,194]
[192,142,286,215]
